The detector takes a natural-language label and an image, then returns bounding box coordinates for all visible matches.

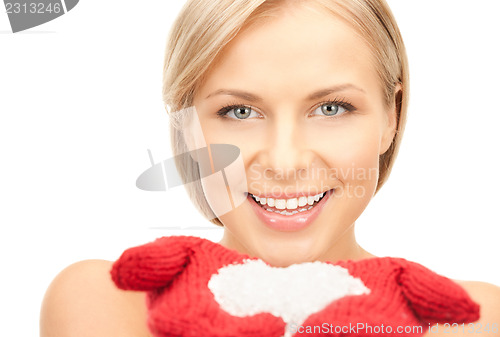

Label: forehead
[197,3,379,101]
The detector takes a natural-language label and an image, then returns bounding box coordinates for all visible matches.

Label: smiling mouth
[248,191,329,216]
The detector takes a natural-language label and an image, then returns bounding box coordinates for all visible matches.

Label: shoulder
[423,280,500,337]
[40,259,151,337]
[459,280,500,328]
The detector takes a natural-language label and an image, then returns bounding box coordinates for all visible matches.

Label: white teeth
[286,198,298,210]
[307,196,315,205]
[275,199,286,210]
[264,205,314,215]
[252,192,327,210]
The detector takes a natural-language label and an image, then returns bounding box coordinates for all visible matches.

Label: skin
[39,3,499,336]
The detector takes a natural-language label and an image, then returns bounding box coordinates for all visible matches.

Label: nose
[259,117,314,180]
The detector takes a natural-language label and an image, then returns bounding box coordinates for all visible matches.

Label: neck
[219,222,375,266]
[318,223,375,263]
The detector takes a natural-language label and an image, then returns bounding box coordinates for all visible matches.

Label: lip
[249,191,326,199]
[248,189,333,232]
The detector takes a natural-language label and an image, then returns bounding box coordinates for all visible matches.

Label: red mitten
[111,236,479,337]
[296,258,480,336]
[111,236,195,291]
[111,236,286,337]
[397,258,479,323]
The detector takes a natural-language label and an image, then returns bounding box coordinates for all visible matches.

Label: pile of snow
[208,259,370,336]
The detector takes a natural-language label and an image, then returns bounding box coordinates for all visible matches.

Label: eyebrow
[205,89,262,102]
[205,84,366,102]
[306,84,366,100]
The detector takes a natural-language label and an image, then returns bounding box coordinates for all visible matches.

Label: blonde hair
[163,0,409,226]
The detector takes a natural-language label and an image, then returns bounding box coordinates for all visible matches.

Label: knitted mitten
[111,236,479,337]
[111,236,285,337]
[298,258,479,336]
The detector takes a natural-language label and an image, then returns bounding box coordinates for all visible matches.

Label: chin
[262,254,314,268]
[250,236,325,267]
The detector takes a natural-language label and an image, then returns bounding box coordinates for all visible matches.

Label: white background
[1,1,499,335]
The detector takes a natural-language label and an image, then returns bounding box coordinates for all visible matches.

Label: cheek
[199,120,253,152]
[337,142,380,200]
[330,130,380,173]
[308,122,382,194]
[199,122,260,176]
[198,143,249,220]
[190,119,255,218]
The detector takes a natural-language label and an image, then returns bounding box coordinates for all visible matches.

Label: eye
[311,101,351,117]
[217,105,260,120]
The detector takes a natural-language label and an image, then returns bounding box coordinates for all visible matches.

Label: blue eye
[217,105,260,120]
[216,100,355,120]
[312,102,349,117]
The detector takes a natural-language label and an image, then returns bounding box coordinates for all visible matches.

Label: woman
[40,0,500,336]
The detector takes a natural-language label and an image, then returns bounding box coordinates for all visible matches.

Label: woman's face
[192,4,397,266]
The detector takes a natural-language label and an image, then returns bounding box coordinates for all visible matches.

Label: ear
[379,83,402,155]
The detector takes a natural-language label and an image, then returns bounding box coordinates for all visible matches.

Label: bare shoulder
[40,259,151,337]
[423,280,500,337]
